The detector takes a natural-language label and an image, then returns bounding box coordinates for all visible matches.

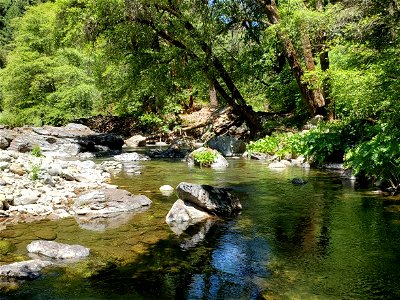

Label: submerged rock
[75,211,145,232]
[27,240,90,260]
[73,189,152,216]
[0,259,53,279]
[0,240,16,255]
[291,178,308,185]
[176,182,241,217]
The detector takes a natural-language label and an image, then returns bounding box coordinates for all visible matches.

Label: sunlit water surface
[1,158,400,299]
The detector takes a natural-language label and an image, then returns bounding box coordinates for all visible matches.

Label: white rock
[160,185,174,196]
[125,135,147,147]
[13,189,41,205]
[0,162,9,170]
[52,209,71,218]
[166,199,211,235]
[0,259,54,279]
[114,152,150,162]
[160,185,174,192]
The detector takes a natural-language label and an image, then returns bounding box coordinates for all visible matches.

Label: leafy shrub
[193,148,218,167]
[30,164,41,180]
[247,132,303,159]
[248,120,374,164]
[138,113,164,133]
[301,123,343,163]
[31,144,44,157]
[345,124,400,188]
[247,135,279,155]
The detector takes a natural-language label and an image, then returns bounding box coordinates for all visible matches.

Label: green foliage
[31,144,43,157]
[301,123,344,163]
[193,148,218,167]
[249,120,375,164]
[247,132,303,160]
[346,124,400,188]
[247,135,279,155]
[138,113,163,133]
[30,163,41,180]
[0,1,99,125]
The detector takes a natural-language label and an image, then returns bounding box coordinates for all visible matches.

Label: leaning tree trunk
[259,0,328,117]
[182,20,262,136]
[131,3,262,137]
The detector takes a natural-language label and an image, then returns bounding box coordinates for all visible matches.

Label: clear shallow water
[1,158,400,299]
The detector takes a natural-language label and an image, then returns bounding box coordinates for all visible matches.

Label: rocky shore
[0,148,152,225]
[0,123,155,226]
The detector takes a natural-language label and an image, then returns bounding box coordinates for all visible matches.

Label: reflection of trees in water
[88,219,270,299]
[265,174,341,258]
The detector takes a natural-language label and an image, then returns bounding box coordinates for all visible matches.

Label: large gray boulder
[73,189,152,216]
[207,135,246,157]
[0,129,16,150]
[5,123,124,157]
[177,182,242,217]
[27,240,90,260]
[0,259,53,279]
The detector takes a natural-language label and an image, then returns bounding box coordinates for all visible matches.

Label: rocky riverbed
[0,148,152,226]
[0,123,155,227]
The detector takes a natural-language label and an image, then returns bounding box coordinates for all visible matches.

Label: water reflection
[187,221,270,300]
[2,159,400,299]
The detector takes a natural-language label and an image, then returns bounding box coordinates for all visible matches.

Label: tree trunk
[315,0,333,119]
[209,82,218,108]
[259,0,328,116]
[300,23,327,115]
[182,20,262,136]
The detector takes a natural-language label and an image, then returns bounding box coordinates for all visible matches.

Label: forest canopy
[0,0,399,187]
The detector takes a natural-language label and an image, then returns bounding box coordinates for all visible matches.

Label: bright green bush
[345,124,400,188]
[248,120,374,164]
[31,144,43,157]
[301,123,343,163]
[30,163,41,180]
[247,132,303,159]
[247,135,279,155]
[193,148,218,167]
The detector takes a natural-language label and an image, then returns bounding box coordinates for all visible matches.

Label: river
[1,157,400,299]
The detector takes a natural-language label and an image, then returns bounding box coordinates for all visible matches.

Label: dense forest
[0,0,399,189]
